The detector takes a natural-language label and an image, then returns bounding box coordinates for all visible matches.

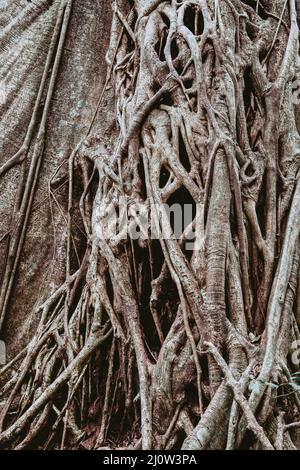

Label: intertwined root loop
[1,0,300,450]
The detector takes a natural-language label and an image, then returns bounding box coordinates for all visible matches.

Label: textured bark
[0,0,300,451]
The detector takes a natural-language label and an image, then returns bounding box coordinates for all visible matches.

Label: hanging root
[1,0,300,450]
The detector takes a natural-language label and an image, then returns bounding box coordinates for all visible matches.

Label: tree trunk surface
[0,0,300,450]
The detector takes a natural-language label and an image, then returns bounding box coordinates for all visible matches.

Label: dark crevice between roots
[155,32,167,62]
[178,130,191,173]
[159,165,170,188]
[240,0,268,19]
[184,6,204,36]
[167,186,196,239]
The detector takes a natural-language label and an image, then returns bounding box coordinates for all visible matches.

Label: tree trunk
[0,0,300,450]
